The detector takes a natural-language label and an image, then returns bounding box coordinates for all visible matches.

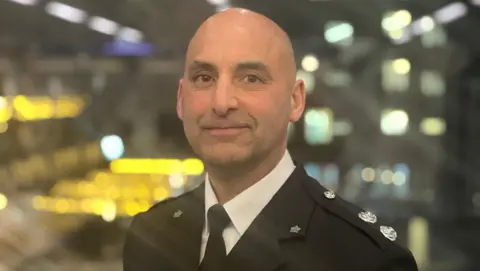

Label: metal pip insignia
[324,191,336,199]
[173,210,183,218]
[290,225,301,234]
[359,211,377,224]
[380,226,397,241]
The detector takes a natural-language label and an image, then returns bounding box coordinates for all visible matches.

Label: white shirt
[200,150,296,261]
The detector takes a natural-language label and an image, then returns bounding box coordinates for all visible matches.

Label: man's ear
[289,79,306,122]
[176,79,184,120]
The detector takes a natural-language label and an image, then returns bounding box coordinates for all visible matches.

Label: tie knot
[207,204,230,234]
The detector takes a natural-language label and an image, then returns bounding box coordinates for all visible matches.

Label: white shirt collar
[204,150,295,235]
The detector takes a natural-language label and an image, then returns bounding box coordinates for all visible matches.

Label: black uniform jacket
[123,166,418,271]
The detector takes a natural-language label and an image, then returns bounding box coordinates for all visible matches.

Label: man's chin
[198,145,251,166]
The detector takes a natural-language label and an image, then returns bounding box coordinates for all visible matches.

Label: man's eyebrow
[235,61,273,78]
[187,60,218,74]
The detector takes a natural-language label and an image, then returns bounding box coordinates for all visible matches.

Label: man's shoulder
[131,186,201,224]
[302,175,411,254]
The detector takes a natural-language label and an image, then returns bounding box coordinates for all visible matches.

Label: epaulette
[142,186,202,214]
[146,196,177,211]
[304,177,401,251]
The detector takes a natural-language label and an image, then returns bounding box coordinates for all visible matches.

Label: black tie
[199,204,231,271]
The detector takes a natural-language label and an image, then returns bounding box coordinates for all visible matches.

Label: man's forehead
[187,29,282,67]
[184,8,296,81]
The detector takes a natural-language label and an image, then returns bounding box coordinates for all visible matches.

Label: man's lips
[203,126,250,136]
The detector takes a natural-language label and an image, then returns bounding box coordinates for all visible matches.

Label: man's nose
[212,80,238,116]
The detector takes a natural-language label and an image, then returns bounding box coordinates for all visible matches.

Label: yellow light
[361,167,375,182]
[55,97,85,118]
[0,193,7,210]
[420,118,445,136]
[125,201,140,216]
[35,98,55,119]
[101,200,117,222]
[110,158,205,175]
[137,200,151,213]
[51,171,172,202]
[9,95,86,122]
[43,197,54,211]
[13,95,37,121]
[392,58,411,75]
[388,29,406,40]
[121,187,133,199]
[31,195,161,217]
[0,122,7,134]
[135,184,150,200]
[93,172,110,187]
[85,183,97,196]
[382,10,412,32]
[55,198,70,214]
[395,10,412,26]
[408,217,430,266]
[32,196,47,210]
[153,187,169,201]
[67,199,79,213]
[161,159,182,174]
[92,198,106,215]
[105,186,120,199]
[0,96,12,122]
[80,199,93,213]
[51,182,66,196]
[110,159,157,174]
[182,158,205,175]
[0,96,7,109]
[381,170,394,184]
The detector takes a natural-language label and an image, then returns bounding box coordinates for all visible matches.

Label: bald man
[123,8,419,271]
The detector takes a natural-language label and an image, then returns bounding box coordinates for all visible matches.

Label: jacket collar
[165,165,316,271]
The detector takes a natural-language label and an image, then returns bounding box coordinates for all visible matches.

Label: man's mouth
[204,126,249,136]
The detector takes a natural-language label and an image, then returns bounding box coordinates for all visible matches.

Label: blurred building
[0,0,479,270]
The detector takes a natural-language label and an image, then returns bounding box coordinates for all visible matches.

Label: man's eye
[243,75,262,84]
[192,75,215,88]
[195,75,213,83]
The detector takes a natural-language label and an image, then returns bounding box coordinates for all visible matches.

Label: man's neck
[206,148,286,204]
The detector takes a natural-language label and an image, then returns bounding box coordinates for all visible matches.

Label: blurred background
[0,0,479,270]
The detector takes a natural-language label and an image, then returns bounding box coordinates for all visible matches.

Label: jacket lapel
[227,167,316,271]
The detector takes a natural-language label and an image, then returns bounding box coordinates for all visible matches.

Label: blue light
[100,135,125,161]
[304,163,321,181]
[101,40,155,56]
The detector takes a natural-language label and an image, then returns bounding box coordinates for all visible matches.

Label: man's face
[177,17,303,166]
